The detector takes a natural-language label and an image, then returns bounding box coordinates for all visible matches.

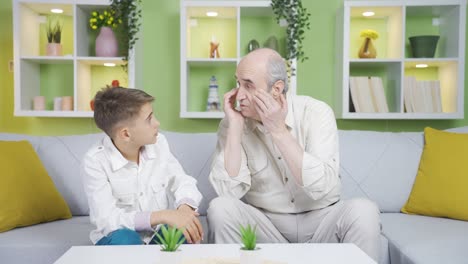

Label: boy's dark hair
[93,87,154,137]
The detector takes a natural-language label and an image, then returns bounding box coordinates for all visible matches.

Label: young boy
[82,87,203,245]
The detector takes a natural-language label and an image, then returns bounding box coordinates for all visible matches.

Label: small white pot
[159,250,182,264]
[240,248,262,264]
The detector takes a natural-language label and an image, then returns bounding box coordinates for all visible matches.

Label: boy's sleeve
[160,135,203,209]
[81,150,140,237]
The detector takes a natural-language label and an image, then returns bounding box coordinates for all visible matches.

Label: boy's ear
[271,80,285,99]
[117,126,131,142]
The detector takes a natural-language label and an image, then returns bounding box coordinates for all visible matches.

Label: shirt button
[291,198,295,203]
[139,192,143,196]
[278,156,282,160]
[285,177,289,182]
[98,146,103,150]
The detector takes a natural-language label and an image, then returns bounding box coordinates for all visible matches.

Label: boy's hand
[160,208,203,244]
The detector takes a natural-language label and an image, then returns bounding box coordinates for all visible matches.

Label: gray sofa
[1,127,468,264]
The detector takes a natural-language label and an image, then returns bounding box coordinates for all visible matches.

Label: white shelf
[180,1,296,119]
[336,0,466,119]
[13,0,136,117]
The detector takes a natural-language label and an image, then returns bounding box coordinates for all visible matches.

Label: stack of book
[403,76,442,113]
[349,76,389,113]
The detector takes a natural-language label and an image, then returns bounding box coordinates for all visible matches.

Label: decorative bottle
[206,76,220,111]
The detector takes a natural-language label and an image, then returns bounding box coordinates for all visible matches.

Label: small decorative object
[409,35,440,58]
[206,76,220,111]
[61,96,73,111]
[45,16,63,56]
[264,36,279,52]
[240,224,262,264]
[53,97,62,111]
[210,36,220,58]
[154,225,185,264]
[33,96,46,111]
[358,29,379,59]
[89,9,122,57]
[247,39,260,53]
[111,79,120,87]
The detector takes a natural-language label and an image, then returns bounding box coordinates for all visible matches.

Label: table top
[54,243,376,264]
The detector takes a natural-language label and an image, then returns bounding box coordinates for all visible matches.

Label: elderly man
[207,48,381,261]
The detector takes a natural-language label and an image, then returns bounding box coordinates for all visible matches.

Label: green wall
[1,0,467,135]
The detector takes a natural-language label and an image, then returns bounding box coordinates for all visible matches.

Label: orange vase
[358,37,377,58]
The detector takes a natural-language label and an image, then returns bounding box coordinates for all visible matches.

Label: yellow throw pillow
[402,127,468,221]
[0,140,72,232]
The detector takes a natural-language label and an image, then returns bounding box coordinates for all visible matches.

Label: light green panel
[405,67,439,80]
[39,15,74,56]
[188,63,237,111]
[350,66,398,112]
[90,65,128,100]
[240,15,286,57]
[40,64,74,110]
[189,18,237,58]
[405,16,440,58]
[2,0,468,136]
[350,18,388,59]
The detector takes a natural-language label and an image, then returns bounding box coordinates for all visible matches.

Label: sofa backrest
[2,126,467,216]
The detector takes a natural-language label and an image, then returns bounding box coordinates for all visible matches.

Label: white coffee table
[54,243,376,264]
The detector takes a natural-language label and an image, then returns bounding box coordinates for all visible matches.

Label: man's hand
[253,89,288,135]
[152,207,203,244]
[223,88,244,131]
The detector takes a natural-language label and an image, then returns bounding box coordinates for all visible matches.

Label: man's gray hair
[266,55,289,94]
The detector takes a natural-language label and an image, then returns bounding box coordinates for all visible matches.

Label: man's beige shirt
[209,95,340,213]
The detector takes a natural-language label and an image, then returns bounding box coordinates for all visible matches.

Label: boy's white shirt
[81,133,202,244]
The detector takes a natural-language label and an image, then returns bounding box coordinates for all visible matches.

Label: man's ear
[272,80,285,98]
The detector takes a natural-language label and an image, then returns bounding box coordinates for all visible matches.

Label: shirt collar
[243,95,294,134]
[103,136,157,171]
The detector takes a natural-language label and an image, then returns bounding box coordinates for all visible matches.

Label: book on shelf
[404,76,442,113]
[349,76,389,113]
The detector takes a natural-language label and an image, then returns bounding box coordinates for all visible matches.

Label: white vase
[240,248,262,264]
[159,250,182,264]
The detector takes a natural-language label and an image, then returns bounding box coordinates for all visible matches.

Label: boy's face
[127,102,160,146]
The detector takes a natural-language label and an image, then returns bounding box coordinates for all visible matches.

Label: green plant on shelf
[271,0,311,72]
[153,225,186,252]
[240,224,257,250]
[46,16,63,44]
[89,9,121,30]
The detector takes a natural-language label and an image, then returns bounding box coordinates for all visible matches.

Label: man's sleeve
[209,118,252,198]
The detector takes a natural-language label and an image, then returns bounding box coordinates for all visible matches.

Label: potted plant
[46,16,63,56]
[89,9,122,57]
[154,225,185,264]
[239,224,262,264]
[271,0,311,78]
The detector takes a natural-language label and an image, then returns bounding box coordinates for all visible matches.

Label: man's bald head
[240,48,289,94]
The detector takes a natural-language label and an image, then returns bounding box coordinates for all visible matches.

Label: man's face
[127,102,160,146]
[235,59,271,121]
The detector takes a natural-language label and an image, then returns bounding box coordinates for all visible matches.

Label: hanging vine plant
[110,0,142,67]
[271,0,311,76]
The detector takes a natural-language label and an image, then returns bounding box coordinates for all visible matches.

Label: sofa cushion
[0,140,72,232]
[381,213,468,264]
[402,127,468,221]
[0,216,92,264]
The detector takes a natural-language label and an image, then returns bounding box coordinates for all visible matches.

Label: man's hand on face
[253,89,288,135]
[223,88,245,131]
[162,205,203,244]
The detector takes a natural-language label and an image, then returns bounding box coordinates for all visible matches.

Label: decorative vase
[240,248,262,264]
[247,39,260,53]
[95,26,118,57]
[46,43,62,56]
[264,36,279,52]
[159,250,182,264]
[358,37,377,58]
[409,35,440,58]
